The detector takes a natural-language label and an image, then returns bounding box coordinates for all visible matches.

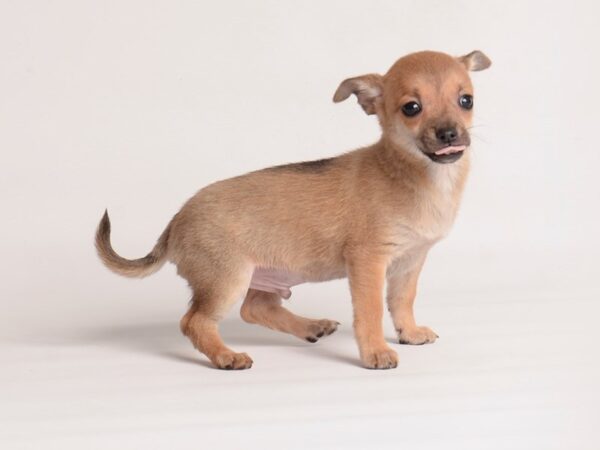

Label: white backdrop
[1,1,599,449]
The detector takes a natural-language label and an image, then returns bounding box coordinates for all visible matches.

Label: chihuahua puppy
[96,50,491,370]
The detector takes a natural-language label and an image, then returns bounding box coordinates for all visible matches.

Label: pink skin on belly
[249,267,305,299]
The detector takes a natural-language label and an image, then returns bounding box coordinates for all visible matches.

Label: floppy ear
[458,50,492,71]
[332,74,383,115]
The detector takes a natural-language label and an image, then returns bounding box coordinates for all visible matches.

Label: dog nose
[436,127,458,144]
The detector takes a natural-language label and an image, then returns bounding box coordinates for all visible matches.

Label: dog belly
[249,267,306,299]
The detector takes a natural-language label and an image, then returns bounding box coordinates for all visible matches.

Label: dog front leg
[386,253,438,345]
[346,251,398,369]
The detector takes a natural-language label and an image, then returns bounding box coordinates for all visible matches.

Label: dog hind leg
[180,260,254,370]
[240,289,339,343]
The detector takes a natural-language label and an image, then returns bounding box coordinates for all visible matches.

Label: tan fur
[95,50,491,370]
[241,289,339,342]
[95,210,171,278]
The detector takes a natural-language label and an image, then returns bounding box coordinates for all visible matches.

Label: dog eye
[401,101,422,117]
[459,94,473,110]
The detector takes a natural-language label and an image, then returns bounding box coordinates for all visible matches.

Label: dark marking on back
[269,157,334,173]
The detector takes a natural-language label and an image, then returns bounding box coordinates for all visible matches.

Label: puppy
[96,50,491,370]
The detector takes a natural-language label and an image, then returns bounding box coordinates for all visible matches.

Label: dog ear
[333,74,383,115]
[458,50,492,71]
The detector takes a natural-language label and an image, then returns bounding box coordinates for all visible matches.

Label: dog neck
[374,137,470,197]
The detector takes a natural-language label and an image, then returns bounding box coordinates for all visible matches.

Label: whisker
[467,124,487,130]
[469,133,490,145]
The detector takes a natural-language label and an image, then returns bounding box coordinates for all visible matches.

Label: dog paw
[304,319,340,343]
[213,351,254,370]
[397,326,438,345]
[361,346,398,369]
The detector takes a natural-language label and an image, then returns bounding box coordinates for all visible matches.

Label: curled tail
[95,210,171,278]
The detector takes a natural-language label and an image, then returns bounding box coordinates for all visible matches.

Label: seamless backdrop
[1,1,599,449]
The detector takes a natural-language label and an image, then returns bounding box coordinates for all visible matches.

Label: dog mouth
[423,145,467,164]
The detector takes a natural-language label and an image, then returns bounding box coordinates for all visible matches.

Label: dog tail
[95,210,171,278]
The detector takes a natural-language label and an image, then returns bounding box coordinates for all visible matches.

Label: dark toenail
[316,331,324,338]
[306,337,318,343]
[224,364,233,370]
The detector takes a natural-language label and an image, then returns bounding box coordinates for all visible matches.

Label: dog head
[333,50,491,164]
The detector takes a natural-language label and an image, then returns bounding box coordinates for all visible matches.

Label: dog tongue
[435,145,467,155]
